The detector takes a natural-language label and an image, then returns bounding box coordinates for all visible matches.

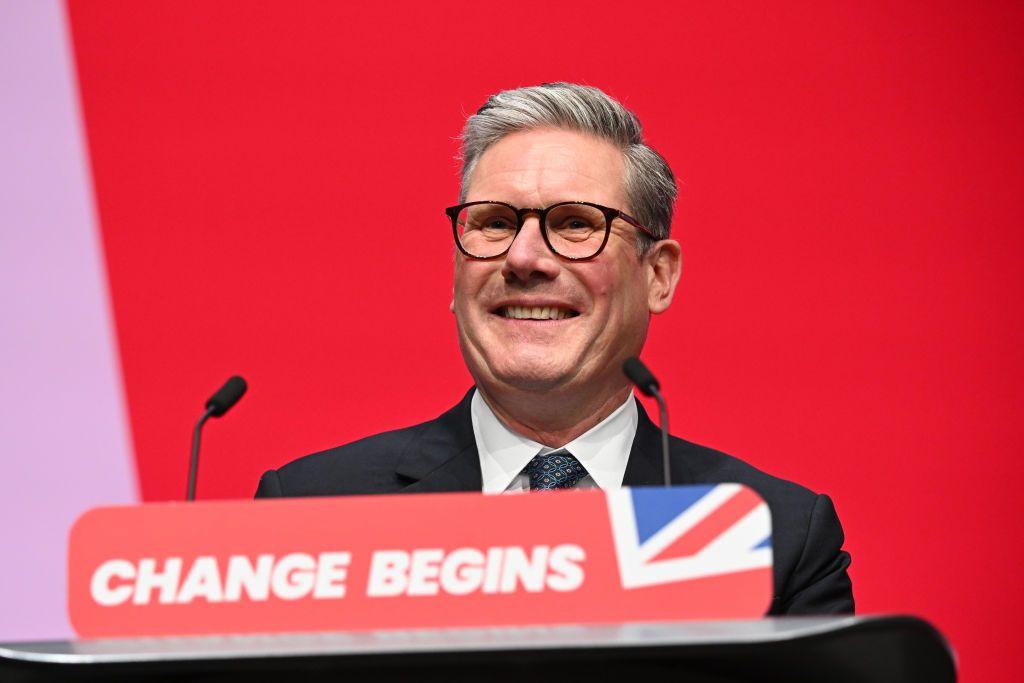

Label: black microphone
[206,375,247,416]
[187,375,247,501]
[623,358,672,487]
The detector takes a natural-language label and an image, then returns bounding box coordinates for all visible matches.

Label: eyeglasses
[445,201,655,261]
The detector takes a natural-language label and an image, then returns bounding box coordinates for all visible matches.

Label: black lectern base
[0,616,955,683]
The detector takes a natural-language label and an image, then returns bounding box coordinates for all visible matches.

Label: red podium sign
[68,485,773,638]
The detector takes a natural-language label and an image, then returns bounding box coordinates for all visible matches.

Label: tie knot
[526,450,586,491]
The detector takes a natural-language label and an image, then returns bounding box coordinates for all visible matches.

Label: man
[256,83,854,615]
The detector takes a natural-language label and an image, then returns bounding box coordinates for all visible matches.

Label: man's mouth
[495,305,580,321]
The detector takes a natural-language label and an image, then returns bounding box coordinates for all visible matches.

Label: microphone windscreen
[205,375,248,417]
[622,357,660,396]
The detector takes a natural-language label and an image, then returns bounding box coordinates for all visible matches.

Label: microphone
[187,375,247,501]
[623,358,672,487]
[206,375,247,416]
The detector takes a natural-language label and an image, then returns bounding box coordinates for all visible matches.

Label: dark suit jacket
[256,389,854,616]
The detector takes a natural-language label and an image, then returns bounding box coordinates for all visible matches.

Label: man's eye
[554,217,596,231]
[470,216,514,231]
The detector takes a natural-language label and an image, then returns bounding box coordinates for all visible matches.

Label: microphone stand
[622,357,673,487]
[648,386,671,487]
[187,406,216,501]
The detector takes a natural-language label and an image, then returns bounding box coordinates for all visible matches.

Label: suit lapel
[394,389,483,493]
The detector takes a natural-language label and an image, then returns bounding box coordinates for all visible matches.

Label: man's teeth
[501,305,576,320]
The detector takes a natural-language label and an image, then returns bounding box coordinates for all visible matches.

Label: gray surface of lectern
[0,615,955,682]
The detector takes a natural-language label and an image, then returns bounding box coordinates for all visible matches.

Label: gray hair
[458,82,677,254]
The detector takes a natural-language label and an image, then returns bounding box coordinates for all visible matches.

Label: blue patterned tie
[526,449,587,490]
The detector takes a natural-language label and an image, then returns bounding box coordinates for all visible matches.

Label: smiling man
[450,126,678,456]
[256,83,854,615]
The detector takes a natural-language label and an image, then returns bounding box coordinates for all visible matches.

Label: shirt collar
[471,388,637,493]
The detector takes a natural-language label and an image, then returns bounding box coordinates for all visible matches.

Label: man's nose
[501,217,561,282]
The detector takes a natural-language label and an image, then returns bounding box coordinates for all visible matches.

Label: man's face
[452,128,664,398]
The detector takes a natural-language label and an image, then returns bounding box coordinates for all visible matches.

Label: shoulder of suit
[669,436,830,574]
[271,419,431,489]
[670,435,819,505]
[266,390,475,496]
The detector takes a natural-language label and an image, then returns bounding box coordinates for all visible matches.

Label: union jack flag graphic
[607,484,772,589]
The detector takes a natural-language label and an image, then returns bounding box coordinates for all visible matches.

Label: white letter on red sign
[271,553,317,600]
[408,549,444,596]
[482,548,503,594]
[176,556,224,604]
[224,554,274,601]
[366,551,410,597]
[134,558,183,605]
[546,544,585,591]
[439,548,485,595]
[90,559,135,607]
[499,546,549,593]
[313,552,351,599]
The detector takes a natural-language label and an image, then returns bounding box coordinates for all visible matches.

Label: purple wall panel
[0,0,138,641]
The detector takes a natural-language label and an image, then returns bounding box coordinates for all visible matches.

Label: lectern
[0,615,954,682]
[18,488,956,681]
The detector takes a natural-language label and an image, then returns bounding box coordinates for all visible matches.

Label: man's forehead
[466,128,628,208]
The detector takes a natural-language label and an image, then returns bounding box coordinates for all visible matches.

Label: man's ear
[645,240,682,314]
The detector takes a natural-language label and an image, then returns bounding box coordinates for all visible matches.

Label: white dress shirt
[471,389,638,493]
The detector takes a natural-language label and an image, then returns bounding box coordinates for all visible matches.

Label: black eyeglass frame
[444,200,657,261]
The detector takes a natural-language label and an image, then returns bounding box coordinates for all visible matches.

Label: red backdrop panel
[67,1,1023,680]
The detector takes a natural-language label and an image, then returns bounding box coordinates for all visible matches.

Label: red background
[66,1,1023,680]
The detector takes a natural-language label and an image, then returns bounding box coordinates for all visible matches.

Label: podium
[0,615,954,682]
[42,491,955,680]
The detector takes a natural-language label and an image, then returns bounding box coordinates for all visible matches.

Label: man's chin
[483,358,580,394]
